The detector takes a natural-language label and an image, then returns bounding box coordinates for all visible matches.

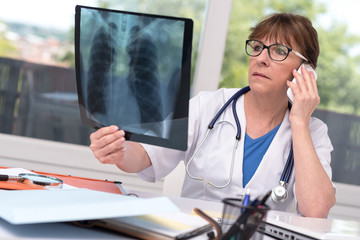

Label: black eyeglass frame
[245,39,308,62]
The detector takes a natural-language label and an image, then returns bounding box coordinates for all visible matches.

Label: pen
[192,208,222,240]
[222,191,271,240]
[242,188,251,213]
[258,190,271,206]
[221,205,253,240]
[0,174,21,181]
[236,190,250,240]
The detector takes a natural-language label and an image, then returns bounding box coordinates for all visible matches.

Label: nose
[256,48,271,66]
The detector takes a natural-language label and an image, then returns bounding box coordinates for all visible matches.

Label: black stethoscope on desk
[185,86,294,203]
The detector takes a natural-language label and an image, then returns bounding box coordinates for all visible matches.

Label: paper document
[0,189,179,224]
[0,168,33,176]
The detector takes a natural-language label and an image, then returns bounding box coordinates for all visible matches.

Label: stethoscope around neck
[185,86,294,203]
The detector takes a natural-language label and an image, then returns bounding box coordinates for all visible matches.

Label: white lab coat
[138,88,334,213]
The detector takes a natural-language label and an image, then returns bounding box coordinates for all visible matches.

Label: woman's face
[247,38,303,97]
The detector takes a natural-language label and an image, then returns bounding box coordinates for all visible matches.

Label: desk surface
[0,190,224,240]
[2,190,360,240]
[0,218,128,240]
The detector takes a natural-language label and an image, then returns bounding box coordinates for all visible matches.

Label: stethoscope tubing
[208,86,250,131]
[186,129,211,181]
[186,87,250,188]
[281,143,294,183]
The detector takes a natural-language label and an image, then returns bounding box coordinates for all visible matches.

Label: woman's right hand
[90,125,126,165]
[89,125,151,172]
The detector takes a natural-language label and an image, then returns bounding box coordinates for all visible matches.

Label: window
[0,0,207,146]
[2,0,359,187]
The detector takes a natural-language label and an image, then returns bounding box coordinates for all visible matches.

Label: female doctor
[89,13,336,218]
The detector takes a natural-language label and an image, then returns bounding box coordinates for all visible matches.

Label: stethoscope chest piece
[271,140,294,203]
[271,181,288,202]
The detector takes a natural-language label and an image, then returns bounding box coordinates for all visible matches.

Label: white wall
[192,0,233,96]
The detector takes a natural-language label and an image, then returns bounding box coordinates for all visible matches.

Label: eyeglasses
[245,40,308,62]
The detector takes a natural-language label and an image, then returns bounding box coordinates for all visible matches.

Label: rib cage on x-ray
[87,20,117,115]
[126,25,164,136]
[83,10,184,137]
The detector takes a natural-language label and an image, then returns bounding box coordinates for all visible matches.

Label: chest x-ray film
[75,5,193,151]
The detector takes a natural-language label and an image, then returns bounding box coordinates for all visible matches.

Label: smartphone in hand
[287,64,318,103]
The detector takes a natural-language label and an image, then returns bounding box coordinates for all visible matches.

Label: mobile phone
[287,63,318,103]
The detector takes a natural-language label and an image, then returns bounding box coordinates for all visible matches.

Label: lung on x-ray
[75,5,193,151]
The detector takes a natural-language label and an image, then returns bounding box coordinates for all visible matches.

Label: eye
[273,45,288,56]
[251,42,263,52]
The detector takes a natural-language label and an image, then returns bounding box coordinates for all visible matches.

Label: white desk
[0,218,129,240]
[0,191,224,240]
[2,190,360,240]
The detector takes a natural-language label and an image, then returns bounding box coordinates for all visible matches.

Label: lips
[253,72,269,79]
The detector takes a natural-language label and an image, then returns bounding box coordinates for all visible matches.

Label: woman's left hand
[287,65,335,217]
[287,65,320,125]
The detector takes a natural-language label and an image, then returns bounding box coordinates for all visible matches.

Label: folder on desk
[74,211,213,240]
